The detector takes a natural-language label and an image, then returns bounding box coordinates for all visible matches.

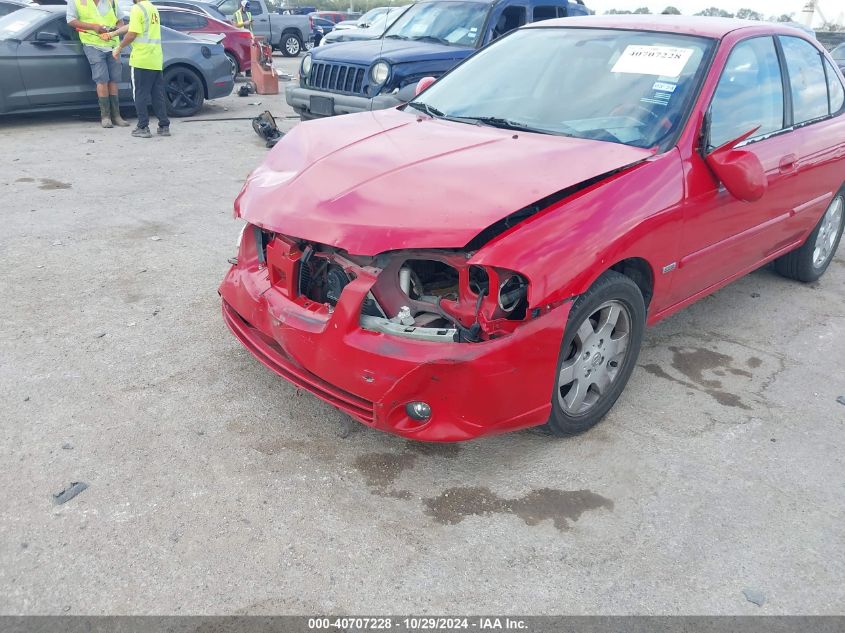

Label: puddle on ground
[423,486,613,531]
[353,452,418,488]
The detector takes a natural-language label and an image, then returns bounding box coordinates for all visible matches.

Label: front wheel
[281,33,302,57]
[544,271,645,437]
[163,66,205,117]
[774,192,844,283]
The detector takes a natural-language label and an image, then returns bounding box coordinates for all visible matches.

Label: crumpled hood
[236,109,654,256]
[310,38,469,65]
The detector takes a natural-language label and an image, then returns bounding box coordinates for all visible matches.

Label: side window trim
[772,35,794,128]
[706,35,789,150]
[778,35,833,129]
[822,57,845,116]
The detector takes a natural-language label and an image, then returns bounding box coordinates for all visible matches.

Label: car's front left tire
[775,190,844,283]
[545,270,645,437]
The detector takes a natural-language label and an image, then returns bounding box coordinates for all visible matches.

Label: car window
[709,37,784,148]
[0,4,21,17]
[29,16,77,41]
[414,27,713,150]
[533,6,557,21]
[161,10,203,29]
[492,5,526,39]
[247,0,262,15]
[832,44,845,61]
[825,57,845,113]
[385,1,488,48]
[780,36,829,125]
[217,0,237,14]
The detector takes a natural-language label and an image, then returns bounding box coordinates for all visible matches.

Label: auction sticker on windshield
[611,45,693,77]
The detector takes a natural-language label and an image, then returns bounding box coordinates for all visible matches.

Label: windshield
[383,1,487,48]
[832,44,845,61]
[411,27,713,149]
[357,6,386,25]
[0,7,45,39]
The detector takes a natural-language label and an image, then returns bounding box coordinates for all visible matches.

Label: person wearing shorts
[67,0,129,128]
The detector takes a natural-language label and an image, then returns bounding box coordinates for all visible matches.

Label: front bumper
[285,83,402,119]
[219,261,570,441]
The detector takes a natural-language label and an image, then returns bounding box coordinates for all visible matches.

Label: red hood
[236,109,653,256]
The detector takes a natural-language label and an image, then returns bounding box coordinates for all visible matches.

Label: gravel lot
[1,54,844,616]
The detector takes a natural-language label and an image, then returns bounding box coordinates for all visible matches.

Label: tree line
[605,6,842,31]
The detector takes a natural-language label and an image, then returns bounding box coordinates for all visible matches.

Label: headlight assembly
[370,61,390,85]
[301,54,312,77]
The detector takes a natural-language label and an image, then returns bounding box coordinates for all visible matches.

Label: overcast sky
[585,0,843,26]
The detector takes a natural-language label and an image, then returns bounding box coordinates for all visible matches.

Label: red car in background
[221,16,845,441]
[158,6,252,76]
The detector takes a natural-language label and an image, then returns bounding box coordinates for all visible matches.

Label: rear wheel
[774,192,844,282]
[281,33,302,57]
[163,66,204,117]
[225,51,240,77]
[544,271,645,437]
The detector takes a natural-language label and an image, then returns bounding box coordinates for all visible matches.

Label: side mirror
[415,76,436,96]
[34,31,61,43]
[704,127,767,203]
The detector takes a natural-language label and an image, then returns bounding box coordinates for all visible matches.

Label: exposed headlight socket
[498,275,528,313]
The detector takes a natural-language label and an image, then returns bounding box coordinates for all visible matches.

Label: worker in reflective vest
[110,0,170,138]
[233,0,253,33]
[66,0,130,128]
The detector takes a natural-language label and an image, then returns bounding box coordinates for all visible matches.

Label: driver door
[670,36,801,303]
[17,17,94,106]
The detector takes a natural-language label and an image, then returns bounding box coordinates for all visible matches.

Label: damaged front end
[251,227,534,344]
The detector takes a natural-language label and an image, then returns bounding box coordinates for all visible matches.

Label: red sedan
[220,16,845,441]
[158,6,252,75]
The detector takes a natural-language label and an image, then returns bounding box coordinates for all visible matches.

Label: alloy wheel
[285,36,301,56]
[165,70,201,111]
[557,300,632,416]
[813,195,844,268]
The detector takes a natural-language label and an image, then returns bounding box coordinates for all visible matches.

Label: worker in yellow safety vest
[66,0,130,127]
[109,0,170,138]
[233,0,253,33]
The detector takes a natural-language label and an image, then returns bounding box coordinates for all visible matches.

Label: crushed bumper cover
[285,83,402,119]
[219,262,570,441]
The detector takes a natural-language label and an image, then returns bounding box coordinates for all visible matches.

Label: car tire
[774,190,844,283]
[225,51,239,77]
[544,270,645,437]
[281,33,302,57]
[163,66,205,117]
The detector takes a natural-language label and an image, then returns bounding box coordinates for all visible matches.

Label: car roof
[526,14,812,39]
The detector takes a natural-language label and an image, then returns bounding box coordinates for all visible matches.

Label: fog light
[405,401,431,422]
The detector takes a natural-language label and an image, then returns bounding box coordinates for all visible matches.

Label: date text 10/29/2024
[308,617,528,630]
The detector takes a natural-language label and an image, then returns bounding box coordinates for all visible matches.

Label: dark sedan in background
[0,5,233,117]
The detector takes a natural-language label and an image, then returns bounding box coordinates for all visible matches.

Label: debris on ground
[742,588,765,606]
[252,110,284,148]
[52,240,62,246]
[150,236,162,241]
[94,332,106,338]
[53,481,88,505]
[836,395,845,406]
[61,443,73,450]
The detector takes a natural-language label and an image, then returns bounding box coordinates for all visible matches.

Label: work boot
[157,125,170,137]
[98,97,113,128]
[109,95,129,127]
[131,126,152,138]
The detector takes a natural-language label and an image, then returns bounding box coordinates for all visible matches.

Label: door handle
[779,154,797,172]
